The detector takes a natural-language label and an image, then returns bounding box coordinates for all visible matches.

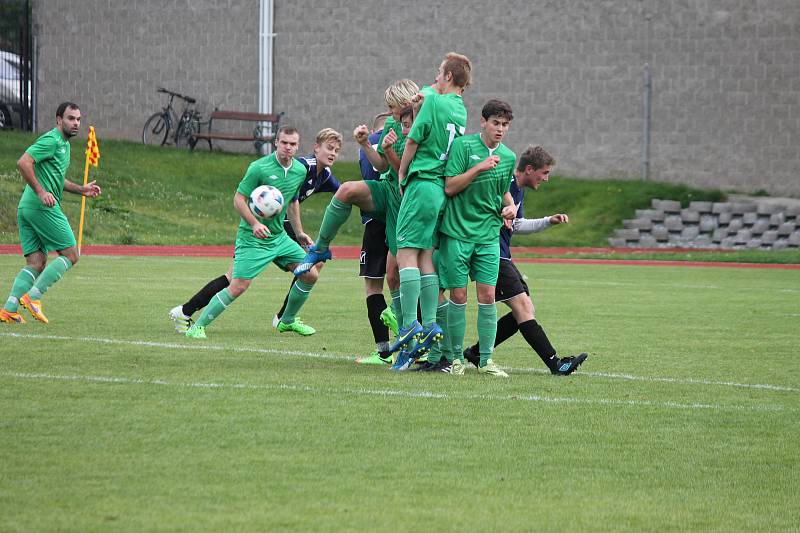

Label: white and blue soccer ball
[249,185,284,219]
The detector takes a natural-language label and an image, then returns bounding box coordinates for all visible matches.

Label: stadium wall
[32,0,800,196]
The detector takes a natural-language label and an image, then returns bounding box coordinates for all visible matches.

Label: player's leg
[1,248,44,324]
[293,181,379,276]
[17,208,79,323]
[170,262,233,333]
[355,220,393,365]
[468,243,507,377]
[278,234,321,336]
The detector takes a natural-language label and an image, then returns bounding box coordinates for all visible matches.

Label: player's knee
[228,279,250,297]
[299,268,319,284]
[62,250,79,265]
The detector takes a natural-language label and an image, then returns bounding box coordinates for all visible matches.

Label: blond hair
[384,79,420,109]
[315,127,343,147]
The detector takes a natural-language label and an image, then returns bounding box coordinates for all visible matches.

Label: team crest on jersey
[470,154,481,160]
[268,175,278,180]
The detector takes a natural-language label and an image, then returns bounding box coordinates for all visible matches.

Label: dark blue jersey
[293,155,341,203]
[500,176,525,260]
[359,130,384,224]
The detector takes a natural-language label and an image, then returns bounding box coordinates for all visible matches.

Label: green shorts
[437,233,500,289]
[232,229,306,280]
[395,179,445,250]
[17,206,76,255]
[365,179,402,255]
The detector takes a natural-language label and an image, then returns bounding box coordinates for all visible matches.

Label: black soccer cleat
[462,346,480,368]
[550,353,588,376]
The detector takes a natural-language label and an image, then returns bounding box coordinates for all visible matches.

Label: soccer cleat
[388,320,423,353]
[551,353,588,375]
[390,348,415,371]
[185,324,207,339]
[355,350,393,365]
[410,360,437,372]
[450,358,466,376]
[412,359,452,373]
[379,307,399,336]
[478,359,509,378]
[271,314,281,328]
[0,308,26,324]
[168,305,192,334]
[292,245,332,277]
[277,317,316,336]
[408,323,443,359]
[463,346,480,369]
[20,294,48,324]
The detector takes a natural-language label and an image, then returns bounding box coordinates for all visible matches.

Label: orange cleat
[20,294,48,324]
[0,308,26,324]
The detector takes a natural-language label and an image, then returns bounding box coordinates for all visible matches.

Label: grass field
[1,254,798,531]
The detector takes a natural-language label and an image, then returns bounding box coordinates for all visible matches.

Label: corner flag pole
[78,126,100,254]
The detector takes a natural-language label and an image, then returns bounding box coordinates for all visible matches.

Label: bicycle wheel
[174,115,198,148]
[142,112,170,146]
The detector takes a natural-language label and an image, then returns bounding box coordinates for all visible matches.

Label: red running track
[0,244,798,270]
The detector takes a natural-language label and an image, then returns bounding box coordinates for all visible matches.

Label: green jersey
[405,91,467,186]
[236,153,307,239]
[376,115,407,184]
[19,128,71,209]
[440,133,516,244]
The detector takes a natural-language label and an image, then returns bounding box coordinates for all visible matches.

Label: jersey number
[439,123,466,161]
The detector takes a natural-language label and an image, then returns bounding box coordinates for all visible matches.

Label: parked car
[0,50,28,129]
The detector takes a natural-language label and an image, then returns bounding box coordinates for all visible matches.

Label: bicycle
[141,87,206,148]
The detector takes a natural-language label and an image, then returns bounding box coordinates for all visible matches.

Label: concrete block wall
[610,198,800,249]
[32,1,800,195]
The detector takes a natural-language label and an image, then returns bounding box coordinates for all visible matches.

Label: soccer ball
[249,185,284,219]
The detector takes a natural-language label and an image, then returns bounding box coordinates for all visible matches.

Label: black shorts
[495,259,529,302]
[359,219,388,278]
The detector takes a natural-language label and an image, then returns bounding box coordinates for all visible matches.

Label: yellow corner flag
[86,126,100,166]
[78,126,100,254]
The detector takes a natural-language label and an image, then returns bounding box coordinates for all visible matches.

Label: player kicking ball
[185,126,323,339]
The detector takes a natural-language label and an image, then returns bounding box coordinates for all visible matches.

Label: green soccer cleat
[478,359,509,378]
[277,317,316,336]
[450,358,466,376]
[355,350,393,365]
[185,324,207,339]
[380,307,399,336]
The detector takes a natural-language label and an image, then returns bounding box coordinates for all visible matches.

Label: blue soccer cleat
[390,348,415,371]
[292,245,332,277]
[408,323,443,359]
[388,320,424,353]
[551,353,588,375]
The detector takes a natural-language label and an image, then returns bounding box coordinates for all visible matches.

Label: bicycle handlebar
[157,87,196,104]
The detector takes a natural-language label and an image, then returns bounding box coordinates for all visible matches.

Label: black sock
[276,278,296,319]
[182,275,230,316]
[518,319,558,369]
[366,294,389,343]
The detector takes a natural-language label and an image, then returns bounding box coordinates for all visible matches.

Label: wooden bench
[190,110,283,153]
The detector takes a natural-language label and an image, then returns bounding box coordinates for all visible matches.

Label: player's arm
[397,137,419,187]
[354,125,388,173]
[444,155,500,196]
[234,192,270,239]
[64,179,101,197]
[381,130,401,173]
[286,199,313,247]
[17,152,56,207]
[512,214,569,234]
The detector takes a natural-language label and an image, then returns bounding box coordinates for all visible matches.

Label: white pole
[258,0,275,154]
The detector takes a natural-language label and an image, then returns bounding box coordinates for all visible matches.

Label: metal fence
[0,0,33,130]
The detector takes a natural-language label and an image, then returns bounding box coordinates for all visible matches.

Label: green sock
[28,256,72,300]
[390,289,402,324]
[281,279,314,324]
[477,303,497,367]
[196,288,236,327]
[4,266,39,312]
[427,299,450,363]
[315,197,352,252]
[448,301,467,361]
[418,273,438,326]
[399,267,420,328]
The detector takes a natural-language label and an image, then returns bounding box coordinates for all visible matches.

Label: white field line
[1,332,796,394]
[0,371,787,413]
